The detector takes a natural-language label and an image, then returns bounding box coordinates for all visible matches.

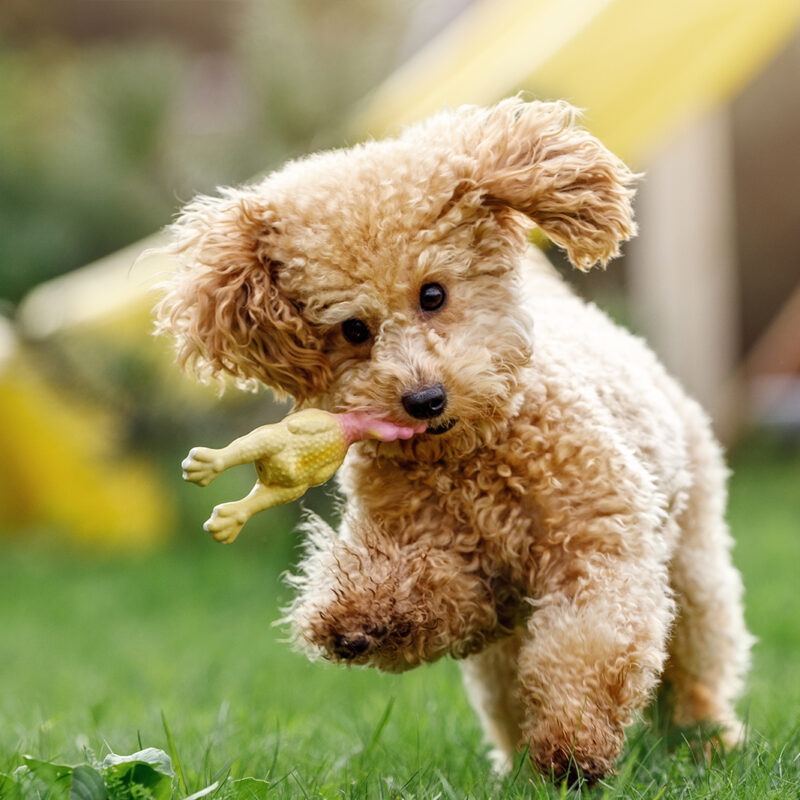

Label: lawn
[1,433,798,798]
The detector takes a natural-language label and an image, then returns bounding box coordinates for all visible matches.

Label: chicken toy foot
[181,409,424,543]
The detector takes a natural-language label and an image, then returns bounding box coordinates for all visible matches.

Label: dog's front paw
[292,587,424,672]
[181,447,225,486]
[285,536,486,671]
[536,746,614,788]
[330,624,389,660]
[526,709,621,788]
[315,610,404,668]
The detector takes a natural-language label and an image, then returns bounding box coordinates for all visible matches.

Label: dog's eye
[342,318,371,344]
[420,282,446,312]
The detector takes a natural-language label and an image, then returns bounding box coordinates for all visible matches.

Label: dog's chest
[345,448,539,571]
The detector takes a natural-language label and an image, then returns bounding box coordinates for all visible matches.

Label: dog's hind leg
[663,426,753,746]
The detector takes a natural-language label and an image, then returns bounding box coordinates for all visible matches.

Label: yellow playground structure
[3,0,799,546]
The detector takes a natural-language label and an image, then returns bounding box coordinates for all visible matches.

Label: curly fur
[156,97,752,784]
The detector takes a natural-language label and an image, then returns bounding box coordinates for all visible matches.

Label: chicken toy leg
[181,409,424,543]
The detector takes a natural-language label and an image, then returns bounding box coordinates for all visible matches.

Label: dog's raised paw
[332,633,370,659]
[329,624,389,661]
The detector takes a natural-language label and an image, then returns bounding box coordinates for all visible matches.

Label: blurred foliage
[0,0,411,305]
[0,0,411,543]
[0,42,184,302]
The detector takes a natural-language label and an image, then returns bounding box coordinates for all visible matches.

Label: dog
[156,97,752,783]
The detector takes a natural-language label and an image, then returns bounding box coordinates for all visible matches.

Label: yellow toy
[181,409,423,543]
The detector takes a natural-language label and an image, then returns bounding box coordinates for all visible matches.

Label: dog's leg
[286,519,500,670]
[663,430,752,746]
[516,562,673,785]
[460,630,526,773]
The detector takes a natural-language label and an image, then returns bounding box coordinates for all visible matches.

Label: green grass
[1,433,799,798]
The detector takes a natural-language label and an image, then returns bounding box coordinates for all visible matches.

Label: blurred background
[0,0,415,548]
[0,0,799,780]
[1,0,799,549]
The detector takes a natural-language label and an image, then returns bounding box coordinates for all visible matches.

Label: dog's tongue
[337,412,426,446]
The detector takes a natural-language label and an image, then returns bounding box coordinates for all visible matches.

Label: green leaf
[16,759,106,800]
[69,766,107,800]
[21,756,73,784]
[102,749,173,779]
[224,778,270,800]
[22,756,73,800]
[0,772,20,799]
[101,749,174,800]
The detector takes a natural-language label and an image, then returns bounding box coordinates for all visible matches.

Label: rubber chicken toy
[181,409,423,543]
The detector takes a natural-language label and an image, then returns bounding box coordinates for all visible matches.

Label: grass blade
[363,697,395,757]
[161,710,189,796]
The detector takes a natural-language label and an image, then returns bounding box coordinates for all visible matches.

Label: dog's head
[156,98,636,456]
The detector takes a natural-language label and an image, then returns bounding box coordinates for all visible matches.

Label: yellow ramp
[0,356,172,548]
[1,243,180,547]
[353,0,800,162]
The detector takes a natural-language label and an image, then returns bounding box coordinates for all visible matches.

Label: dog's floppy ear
[155,187,330,401]
[469,98,637,270]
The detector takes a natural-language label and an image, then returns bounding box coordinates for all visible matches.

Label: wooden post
[627,108,741,439]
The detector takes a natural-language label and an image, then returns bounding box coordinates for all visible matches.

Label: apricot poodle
[156,98,752,783]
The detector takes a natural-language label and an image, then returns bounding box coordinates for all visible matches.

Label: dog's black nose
[402,383,447,419]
